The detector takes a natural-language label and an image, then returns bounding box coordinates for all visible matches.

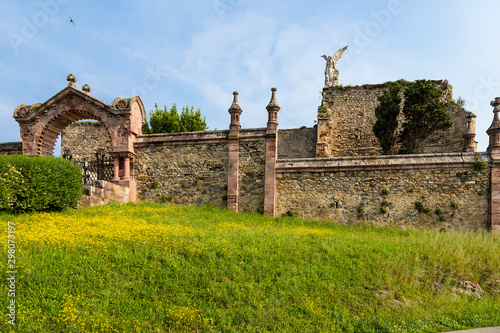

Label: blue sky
[1,0,499,153]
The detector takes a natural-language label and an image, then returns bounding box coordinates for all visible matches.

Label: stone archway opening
[38,111,106,156]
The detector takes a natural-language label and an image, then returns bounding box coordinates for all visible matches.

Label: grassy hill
[1,202,499,332]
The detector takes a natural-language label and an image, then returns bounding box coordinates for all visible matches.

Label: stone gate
[12,74,146,200]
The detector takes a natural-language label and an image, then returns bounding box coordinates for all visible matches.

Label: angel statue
[322,45,348,87]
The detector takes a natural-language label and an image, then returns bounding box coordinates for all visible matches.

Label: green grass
[1,202,499,332]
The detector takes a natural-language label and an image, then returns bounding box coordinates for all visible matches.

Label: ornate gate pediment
[13,76,146,157]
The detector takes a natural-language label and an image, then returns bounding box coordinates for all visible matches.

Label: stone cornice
[277,152,489,173]
[135,130,230,147]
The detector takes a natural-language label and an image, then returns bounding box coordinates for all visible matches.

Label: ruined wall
[276,153,490,230]
[61,121,112,160]
[0,142,22,154]
[278,127,317,159]
[317,81,472,157]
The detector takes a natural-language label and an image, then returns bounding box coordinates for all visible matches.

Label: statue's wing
[332,45,348,67]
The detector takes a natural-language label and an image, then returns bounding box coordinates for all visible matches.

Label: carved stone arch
[36,108,113,156]
[14,82,146,197]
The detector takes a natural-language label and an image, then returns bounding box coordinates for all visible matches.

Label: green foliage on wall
[373,82,402,155]
[0,154,82,212]
[399,80,453,153]
[373,80,454,154]
[142,103,208,134]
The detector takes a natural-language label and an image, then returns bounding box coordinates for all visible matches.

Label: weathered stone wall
[239,137,266,212]
[317,81,472,157]
[61,121,112,160]
[0,142,22,154]
[278,127,317,159]
[134,131,229,208]
[276,153,490,230]
[52,90,493,231]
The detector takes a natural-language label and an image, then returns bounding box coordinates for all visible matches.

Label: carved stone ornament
[16,104,31,117]
[66,74,77,83]
[116,99,128,110]
[117,124,129,137]
[21,130,33,141]
[82,84,92,93]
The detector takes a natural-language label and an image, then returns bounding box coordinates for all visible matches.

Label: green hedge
[0,154,82,212]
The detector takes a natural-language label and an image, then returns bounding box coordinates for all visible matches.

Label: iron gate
[63,148,114,184]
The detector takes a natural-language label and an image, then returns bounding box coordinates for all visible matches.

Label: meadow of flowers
[0,202,499,332]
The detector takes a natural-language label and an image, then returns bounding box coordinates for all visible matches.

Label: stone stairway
[79,180,131,207]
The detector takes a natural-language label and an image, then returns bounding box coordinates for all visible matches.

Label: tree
[373,82,402,154]
[398,80,453,153]
[142,103,208,134]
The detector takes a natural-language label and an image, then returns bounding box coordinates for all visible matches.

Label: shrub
[399,80,453,152]
[160,195,173,203]
[381,188,390,195]
[357,203,365,214]
[473,156,488,171]
[0,154,82,212]
[414,201,431,214]
[373,82,402,154]
[450,201,459,209]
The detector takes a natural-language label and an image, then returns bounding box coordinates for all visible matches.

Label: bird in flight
[69,16,75,26]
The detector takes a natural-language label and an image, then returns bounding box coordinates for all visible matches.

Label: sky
[1,0,499,153]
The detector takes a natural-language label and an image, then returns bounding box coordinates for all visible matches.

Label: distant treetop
[142,104,208,134]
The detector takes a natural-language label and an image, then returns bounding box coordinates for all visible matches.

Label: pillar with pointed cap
[227,91,242,212]
[487,97,500,154]
[266,87,280,134]
[264,88,280,217]
[488,97,500,233]
[228,91,242,137]
[463,114,476,153]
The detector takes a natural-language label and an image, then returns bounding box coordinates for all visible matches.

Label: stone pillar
[264,88,280,217]
[227,92,242,212]
[112,156,120,181]
[487,98,500,233]
[123,157,131,180]
[463,114,476,153]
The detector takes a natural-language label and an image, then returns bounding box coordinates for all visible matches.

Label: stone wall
[276,153,490,230]
[317,80,473,157]
[61,121,112,160]
[0,142,22,155]
[54,87,495,232]
[278,127,317,159]
[239,136,266,212]
[134,131,230,208]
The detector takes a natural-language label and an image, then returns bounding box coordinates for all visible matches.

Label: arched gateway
[13,74,146,196]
